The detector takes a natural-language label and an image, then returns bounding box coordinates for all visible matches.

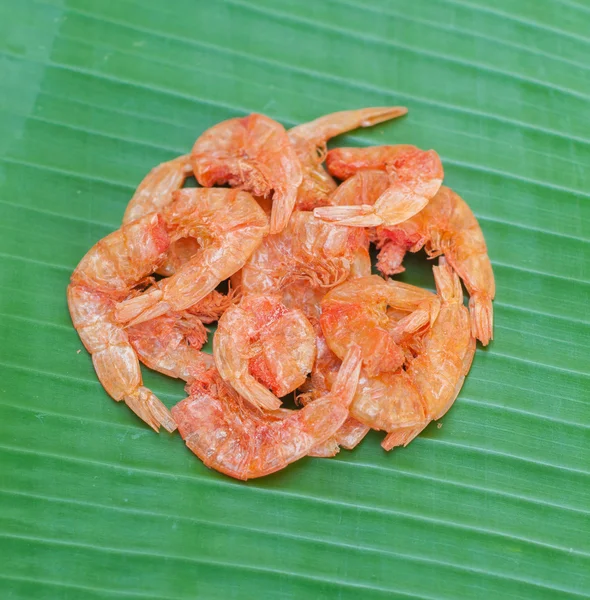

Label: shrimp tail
[469,294,494,346]
[381,424,427,451]
[115,290,170,327]
[313,205,384,227]
[269,190,297,235]
[124,387,176,433]
[432,258,463,304]
[391,298,441,343]
[334,418,370,450]
[308,438,341,458]
[358,106,408,127]
[373,185,432,225]
[232,378,283,411]
[330,344,362,407]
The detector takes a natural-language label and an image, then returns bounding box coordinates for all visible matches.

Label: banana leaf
[0,0,589,598]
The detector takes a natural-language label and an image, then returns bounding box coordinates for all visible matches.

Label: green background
[1,0,589,598]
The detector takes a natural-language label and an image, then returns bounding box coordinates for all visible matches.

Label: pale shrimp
[171,346,361,480]
[349,260,476,450]
[115,188,268,327]
[288,107,407,211]
[67,214,176,432]
[314,145,443,227]
[213,296,317,411]
[122,155,200,277]
[375,185,495,345]
[240,210,369,296]
[191,113,302,234]
[320,275,439,378]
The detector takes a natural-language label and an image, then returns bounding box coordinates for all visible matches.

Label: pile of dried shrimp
[68,107,494,480]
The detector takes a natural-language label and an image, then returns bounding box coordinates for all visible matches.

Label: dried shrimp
[67,107,494,481]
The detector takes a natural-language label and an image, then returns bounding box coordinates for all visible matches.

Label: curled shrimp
[314,145,443,227]
[115,188,268,327]
[191,113,302,234]
[320,275,439,378]
[214,296,317,411]
[375,185,495,345]
[122,155,200,276]
[288,107,407,210]
[171,346,361,481]
[240,210,368,296]
[67,214,176,432]
[349,260,475,449]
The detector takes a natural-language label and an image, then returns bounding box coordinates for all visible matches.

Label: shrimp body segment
[214,296,317,411]
[376,186,495,345]
[320,275,439,378]
[67,214,176,432]
[314,145,443,227]
[123,155,193,224]
[115,188,269,327]
[288,107,407,211]
[192,113,302,234]
[172,347,361,480]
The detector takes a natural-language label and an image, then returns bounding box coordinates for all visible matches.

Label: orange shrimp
[122,155,200,277]
[67,214,176,432]
[348,260,475,449]
[320,275,439,378]
[288,107,407,210]
[213,296,316,411]
[314,145,443,227]
[375,185,495,345]
[115,188,268,327]
[171,346,361,481]
[240,210,368,296]
[191,113,302,234]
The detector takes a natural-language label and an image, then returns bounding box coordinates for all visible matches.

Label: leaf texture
[0,0,589,598]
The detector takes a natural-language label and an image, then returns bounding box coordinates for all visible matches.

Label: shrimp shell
[171,346,361,480]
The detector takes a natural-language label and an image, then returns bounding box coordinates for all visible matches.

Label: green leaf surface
[1,0,589,598]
